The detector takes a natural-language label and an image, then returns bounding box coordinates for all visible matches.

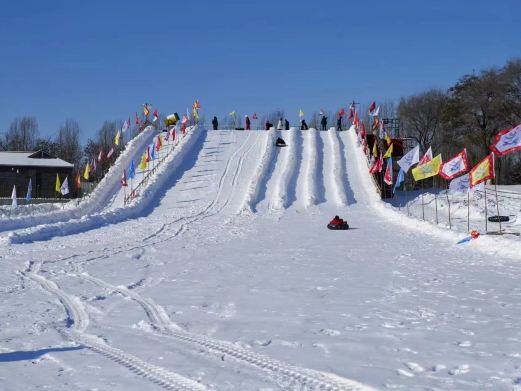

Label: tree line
[0,118,138,182]
[396,58,521,184]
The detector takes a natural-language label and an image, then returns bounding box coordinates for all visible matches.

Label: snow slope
[1,127,521,390]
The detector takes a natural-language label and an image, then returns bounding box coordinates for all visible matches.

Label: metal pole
[484,185,488,233]
[494,182,502,234]
[421,180,425,221]
[435,192,438,224]
[467,190,470,232]
[445,181,452,230]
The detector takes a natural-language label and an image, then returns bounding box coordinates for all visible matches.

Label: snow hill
[1,126,520,390]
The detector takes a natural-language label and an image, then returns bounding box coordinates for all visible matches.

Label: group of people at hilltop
[212,114,343,131]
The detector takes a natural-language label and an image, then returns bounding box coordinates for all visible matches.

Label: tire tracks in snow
[21,269,207,391]
[323,128,348,207]
[74,272,375,391]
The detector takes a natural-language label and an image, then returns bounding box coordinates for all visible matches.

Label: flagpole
[434,191,438,225]
[467,190,470,232]
[494,154,502,234]
[445,180,452,230]
[484,185,488,233]
[421,180,425,221]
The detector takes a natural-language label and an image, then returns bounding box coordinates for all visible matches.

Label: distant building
[0,150,74,199]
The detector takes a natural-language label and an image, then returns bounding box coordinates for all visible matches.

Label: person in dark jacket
[285,119,290,130]
[300,119,309,130]
[337,117,342,131]
[245,115,251,130]
[321,116,328,131]
[265,120,273,130]
[212,116,218,130]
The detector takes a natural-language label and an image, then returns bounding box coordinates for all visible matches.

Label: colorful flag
[98,149,103,162]
[397,145,420,173]
[384,158,393,185]
[155,135,162,151]
[360,122,366,139]
[393,168,404,194]
[419,146,433,165]
[60,176,69,196]
[164,129,170,142]
[193,107,199,121]
[338,108,345,117]
[298,109,304,118]
[139,151,147,170]
[348,107,354,121]
[114,130,121,146]
[490,122,521,157]
[11,185,17,208]
[171,127,176,141]
[440,149,468,180]
[353,111,360,128]
[371,117,379,131]
[182,114,188,125]
[55,174,61,193]
[368,101,376,114]
[83,164,90,180]
[385,132,392,146]
[120,170,128,187]
[128,160,135,179]
[369,154,383,174]
[143,103,150,116]
[153,109,158,122]
[75,172,81,189]
[412,154,442,181]
[150,145,156,160]
[135,112,139,124]
[372,140,378,157]
[122,118,130,133]
[25,178,32,202]
[107,147,114,159]
[369,106,380,117]
[145,146,151,162]
[449,173,470,195]
[469,153,495,188]
[383,143,393,158]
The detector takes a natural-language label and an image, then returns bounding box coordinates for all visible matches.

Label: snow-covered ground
[1,126,521,390]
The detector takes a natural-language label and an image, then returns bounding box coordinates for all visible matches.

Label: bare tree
[398,90,448,155]
[56,119,82,166]
[4,116,39,150]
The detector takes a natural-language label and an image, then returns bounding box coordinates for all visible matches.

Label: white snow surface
[0,127,520,390]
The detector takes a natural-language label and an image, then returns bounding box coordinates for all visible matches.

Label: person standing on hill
[265,120,273,130]
[301,119,309,130]
[212,116,218,130]
[321,115,328,131]
[245,115,251,130]
[277,118,283,130]
[285,119,290,130]
[337,116,342,131]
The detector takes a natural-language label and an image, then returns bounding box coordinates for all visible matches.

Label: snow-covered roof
[0,151,74,168]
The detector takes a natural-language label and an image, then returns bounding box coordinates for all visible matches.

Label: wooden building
[0,150,74,199]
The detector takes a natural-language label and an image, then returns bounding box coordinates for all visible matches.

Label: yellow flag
[193,108,199,121]
[143,105,150,116]
[298,109,304,118]
[229,111,236,117]
[83,164,90,180]
[372,141,378,157]
[385,133,392,146]
[55,174,61,193]
[114,130,121,146]
[383,143,393,158]
[139,151,147,170]
[469,153,494,187]
[412,154,442,181]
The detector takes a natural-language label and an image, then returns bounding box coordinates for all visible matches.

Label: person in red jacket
[330,215,347,226]
[245,115,251,130]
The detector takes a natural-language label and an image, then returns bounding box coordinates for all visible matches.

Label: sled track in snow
[75,273,375,391]
[22,271,206,391]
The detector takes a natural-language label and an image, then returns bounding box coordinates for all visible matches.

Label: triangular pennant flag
[120,170,128,187]
[60,176,69,196]
[26,178,32,201]
[384,158,393,185]
[11,185,17,208]
[128,160,135,179]
[383,143,393,158]
[55,174,61,193]
[83,164,90,180]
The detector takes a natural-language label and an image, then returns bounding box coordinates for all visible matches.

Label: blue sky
[0,0,519,142]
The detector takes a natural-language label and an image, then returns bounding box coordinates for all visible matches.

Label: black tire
[488,215,509,223]
[327,223,349,230]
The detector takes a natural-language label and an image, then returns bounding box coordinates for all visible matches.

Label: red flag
[146,146,151,162]
[135,112,139,124]
[360,122,366,139]
[75,172,81,189]
[490,123,521,157]
[338,108,345,117]
[171,127,176,142]
[155,135,162,151]
[369,101,376,113]
[439,149,468,180]
[384,160,393,185]
[120,170,128,187]
[348,107,354,121]
[139,119,143,129]
[153,109,158,122]
[369,155,383,174]
[182,123,187,135]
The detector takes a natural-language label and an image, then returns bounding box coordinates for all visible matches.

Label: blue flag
[128,160,135,179]
[150,145,156,160]
[393,167,404,194]
[26,178,32,201]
